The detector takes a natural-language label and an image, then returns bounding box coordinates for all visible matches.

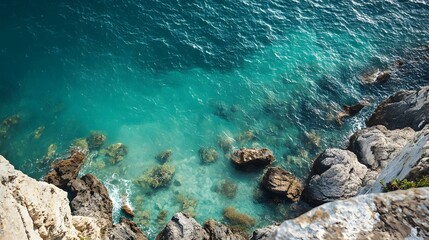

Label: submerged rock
[70,137,89,153]
[103,143,128,164]
[217,179,238,199]
[199,147,219,164]
[223,207,256,228]
[367,86,429,131]
[33,125,45,139]
[303,148,368,205]
[272,188,429,239]
[360,69,391,84]
[230,148,275,167]
[44,149,86,189]
[135,164,175,190]
[336,100,370,125]
[216,134,234,153]
[87,131,107,150]
[0,114,20,138]
[68,174,113,221]
[156,212,209,240]
[251,225,278,240]
[176,194,197,217]
[262,167,303,202]
[156,149,173,163]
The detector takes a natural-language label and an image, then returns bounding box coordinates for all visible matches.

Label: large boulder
[348,125,415,170]
[230,148,275,167]
[251,225,278,240]
[261,167,303,202]
[272,187,429,239]
[68,174,113,222]
[367,86,429,131]
[44,149,86,189]
[303,148,368,205]
[108,217,148,240]
[156,212,209,240]
[203,220,248,240]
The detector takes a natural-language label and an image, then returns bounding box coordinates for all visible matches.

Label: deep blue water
[0,0,428,238]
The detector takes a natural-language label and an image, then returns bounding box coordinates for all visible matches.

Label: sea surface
[0,0,428,238]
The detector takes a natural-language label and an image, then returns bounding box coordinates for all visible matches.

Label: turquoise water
[0,0,428,238]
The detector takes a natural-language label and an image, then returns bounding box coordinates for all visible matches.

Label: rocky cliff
[0,155,147,240]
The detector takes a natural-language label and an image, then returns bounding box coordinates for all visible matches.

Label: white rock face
[367,125,429,193]
[0,155,102,240]
[271,187,429,240]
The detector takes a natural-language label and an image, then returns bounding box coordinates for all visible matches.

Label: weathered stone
[122,204,135,217]
[109,217,148,240]
[44,149,86,189]
[360,69,391,84]
[367,86,429,131]
[87,131,107,150]
[273,188,429,240]
[103,143,128,164]
[336,100,369,124]
[251,225,278,240]
[348,125,415,170]
[261,167,303,202]
[230,148,275,167]
[68,174,113,221]
[156,212,209,240]
[303,148,368,205]
[203,220,248,240]
[367,125,429,193]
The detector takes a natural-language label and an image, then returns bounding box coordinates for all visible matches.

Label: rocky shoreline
[1,86,429,239]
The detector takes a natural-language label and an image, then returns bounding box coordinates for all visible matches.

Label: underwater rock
[367,86,429,131]
[156,149,173,163]
[122,204,135,218]
[44,149,86,189]
[230,148,275,167]
[303,148,368,205]
[70,138,89,153]
[68,174,113,221]
[223,207,256,228]
[336,100,370,125]
[103,143,128,164]
[360,69,391,84]
[135,164,175,190]
[0,114,20,138]
[156,212,209,240]
[213,102,236,120]
[176,194,197,217]
[39,143,58,165]
[217,179,238,199]
[204,219,248,240]
[109,217,148,240]
[157,210,168,225]
[33,125,45,139]
[87,131,107,150]
[237,130,255,143]
[199,147,219,164]
[216,134,234,153]
[262,167,303,202]
[303,130,321,149]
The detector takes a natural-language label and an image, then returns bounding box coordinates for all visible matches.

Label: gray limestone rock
[156,212,209,240]
[303,148,368,205]
[367,86,429,131]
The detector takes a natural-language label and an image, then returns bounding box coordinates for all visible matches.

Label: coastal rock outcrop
[108,217,148,240]
[156,212,209,240]
[367,86,429,131]
[230,148,275,167]
[272,187,429,239]
[360,69,391,84]
[261,167,303,202]
[203,220,248,240]
[303,148,368,205]
[68,174,113,221]
[44,149,86,189]
[348,125,415,170]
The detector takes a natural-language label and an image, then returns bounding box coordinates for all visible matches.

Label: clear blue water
[0,0,428,238]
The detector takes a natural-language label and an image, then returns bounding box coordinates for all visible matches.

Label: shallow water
[0,0,428,238]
